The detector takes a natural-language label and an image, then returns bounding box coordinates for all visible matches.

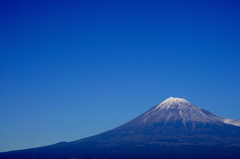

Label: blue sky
[0,0,240,152]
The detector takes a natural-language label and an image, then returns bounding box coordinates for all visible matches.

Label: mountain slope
[1,97,240,159]
[120,97,240,128]
[81,97,240,146]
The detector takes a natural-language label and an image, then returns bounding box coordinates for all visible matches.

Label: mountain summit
[112,97,240,132]
[137,97,240,127]
[1,97,240,159]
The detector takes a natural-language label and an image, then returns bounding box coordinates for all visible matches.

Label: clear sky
[0,0,240,152]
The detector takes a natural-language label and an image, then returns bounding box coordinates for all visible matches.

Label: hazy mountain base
[84,121,240,146]
[1,122,240,159]
[1,144,240,159]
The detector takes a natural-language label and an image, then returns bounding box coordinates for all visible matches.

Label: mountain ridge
[1,97,240,159]
[112,97,240,129]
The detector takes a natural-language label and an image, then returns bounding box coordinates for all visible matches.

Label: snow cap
[161,97,189,104]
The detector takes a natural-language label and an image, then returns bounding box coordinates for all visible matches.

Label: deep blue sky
[1,0,240,152]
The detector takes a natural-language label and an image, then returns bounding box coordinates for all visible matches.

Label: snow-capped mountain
[137,97,240,127]
[112,97,240,132]
[1,97,240,159]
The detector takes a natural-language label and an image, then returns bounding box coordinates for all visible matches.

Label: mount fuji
[1,97,240,159]
[123,97,240,128]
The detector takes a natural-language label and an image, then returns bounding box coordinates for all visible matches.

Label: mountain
[114,97,240,128]
[1,97,240,159]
